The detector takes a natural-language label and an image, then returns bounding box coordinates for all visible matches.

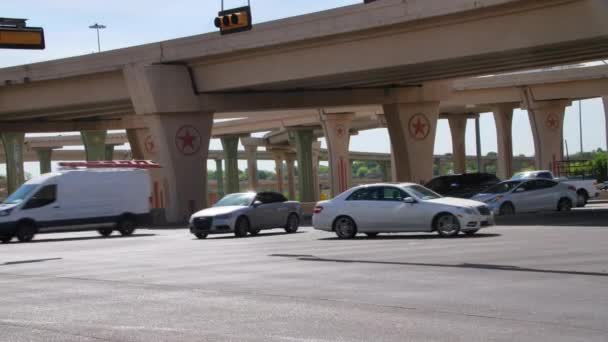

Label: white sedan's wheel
[334,217,357,239]
[435,214,461,238]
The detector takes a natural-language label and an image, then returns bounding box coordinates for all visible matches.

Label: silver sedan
[471,179,577,215]
[189,192,302,239]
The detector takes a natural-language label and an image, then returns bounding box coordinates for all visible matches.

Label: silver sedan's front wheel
[435,214,461,238]
[334,216,357,239]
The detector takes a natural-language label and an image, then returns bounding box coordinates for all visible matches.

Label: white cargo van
[0,169,151,243]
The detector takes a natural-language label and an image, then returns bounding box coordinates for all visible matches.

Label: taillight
[568,185,576,192]
[313,206,323,214]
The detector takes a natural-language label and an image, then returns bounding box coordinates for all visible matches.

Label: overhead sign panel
[0,18,45,49]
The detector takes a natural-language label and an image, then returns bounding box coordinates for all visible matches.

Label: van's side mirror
[403,197,416,204]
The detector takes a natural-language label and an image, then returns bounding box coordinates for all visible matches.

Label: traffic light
[0,18,45,49]
[214,6,252,35]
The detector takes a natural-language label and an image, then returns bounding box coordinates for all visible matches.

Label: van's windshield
[3,184,37,205]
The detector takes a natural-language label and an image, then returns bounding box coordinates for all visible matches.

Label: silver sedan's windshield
[484,181,523,194]
[3,184,37,205]
[405,185,442,200]
[214,193,255,207]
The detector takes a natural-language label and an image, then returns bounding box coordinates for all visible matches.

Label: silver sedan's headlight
[0,209,12,217]
[215,213,233,220]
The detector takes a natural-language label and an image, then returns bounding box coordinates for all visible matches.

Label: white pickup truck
[511,170,599,207]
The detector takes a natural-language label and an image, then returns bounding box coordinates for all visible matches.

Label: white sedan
[313,183,494,239]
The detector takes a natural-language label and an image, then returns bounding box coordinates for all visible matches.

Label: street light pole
[88,23,106,52]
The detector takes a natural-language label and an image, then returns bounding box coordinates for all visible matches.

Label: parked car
[425,173,501,199]
[511,170,598,207]
[313,183,493,239]
[0,169,151,243]
[189,192,301,239]
[471,179,577,215]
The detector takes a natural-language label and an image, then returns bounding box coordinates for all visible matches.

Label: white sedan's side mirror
[403,197,416,204]
[252,200,262,207]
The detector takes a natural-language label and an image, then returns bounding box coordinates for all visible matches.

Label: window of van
[23,185,57,209]
[4,184,37,205]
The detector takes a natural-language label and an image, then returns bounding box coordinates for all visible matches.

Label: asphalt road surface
[1,222,607,341]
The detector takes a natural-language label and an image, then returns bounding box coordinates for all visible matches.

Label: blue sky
[1,1,606,175]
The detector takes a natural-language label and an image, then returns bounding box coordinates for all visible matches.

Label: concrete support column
[215,159,225,198]
[383,102,440,184]
[124,63,214,223]
[293,129,315,202]
[493,104,516,179]
[285,153,296,200]
[126,127,165,216]
[35,148,53,174]
[220,136,240,194]
[147,113,213,222]
[603,96,608,169]
[525,100,569,172]
[434,157,442,176]
[126,128,146,160]
[312,141,321,200]
[447,116,468,175]
[80,130,107,161]
[105,144,117,161]
[242,140,259,191]
[272,153,285,195]
[378,160,391,182]
[1,133,25,194]
[321,112,354,197]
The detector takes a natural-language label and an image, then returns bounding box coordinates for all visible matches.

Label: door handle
[52,205,61,209]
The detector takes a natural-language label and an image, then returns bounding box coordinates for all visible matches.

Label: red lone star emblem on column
[546,114,559,131]
[409,114,430,140]
[175,126,201,156]
[144,135,156,154]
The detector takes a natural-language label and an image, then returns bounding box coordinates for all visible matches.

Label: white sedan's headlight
[215,213,233,220]
[0,209,12,217]
[459,207,475,215]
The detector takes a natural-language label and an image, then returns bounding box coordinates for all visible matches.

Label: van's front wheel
[117,216,136,236]
[16,221,37,242]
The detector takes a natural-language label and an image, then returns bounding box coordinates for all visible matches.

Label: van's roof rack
[58,160,161,169]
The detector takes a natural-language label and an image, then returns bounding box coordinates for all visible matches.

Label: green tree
[356,166,369,178]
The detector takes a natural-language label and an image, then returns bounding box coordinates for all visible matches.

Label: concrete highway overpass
[0,0,606,222]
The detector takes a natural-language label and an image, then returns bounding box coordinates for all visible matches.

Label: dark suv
[425,173,501,199]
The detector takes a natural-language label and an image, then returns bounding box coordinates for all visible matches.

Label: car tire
[234,217,250,238]
[1,236,12,244]
[195,233,208,239]
[365,233,379,238]
[334,216,357,239]
[248,228,261,236]
[463,229,480,236]
[284,214,299,234]
[16,221,37,242]
[558,198,573,212]
[576,190,588,208]
[499,202,515,216]
[435,214,461,238]
[117,216,136,236]
[97,228,113,237]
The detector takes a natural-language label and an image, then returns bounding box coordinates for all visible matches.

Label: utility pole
[89,23,106,52]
